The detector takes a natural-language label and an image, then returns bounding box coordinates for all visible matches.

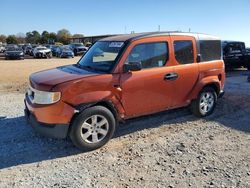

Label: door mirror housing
[123,62,142,72]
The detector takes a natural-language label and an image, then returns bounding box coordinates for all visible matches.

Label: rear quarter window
[200,40,221,61]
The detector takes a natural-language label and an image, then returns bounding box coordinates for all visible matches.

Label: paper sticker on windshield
[109,42,124,48]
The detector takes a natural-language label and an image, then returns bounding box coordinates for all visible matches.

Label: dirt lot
[0,59,249,188]
[0,57,81,93]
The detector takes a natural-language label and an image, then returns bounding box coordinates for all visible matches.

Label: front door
[120,39,175,118]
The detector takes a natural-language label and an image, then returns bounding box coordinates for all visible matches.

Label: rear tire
[70,106,116,151]
[190,87,217,117]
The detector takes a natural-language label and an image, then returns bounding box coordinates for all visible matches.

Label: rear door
[170,36,199,107]
[119,37,175,118]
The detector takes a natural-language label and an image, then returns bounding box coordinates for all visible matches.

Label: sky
[0,0,250,46]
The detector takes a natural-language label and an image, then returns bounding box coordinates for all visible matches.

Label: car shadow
[0,98,249,170]
[206,97,250,133]
[0,108,195,170]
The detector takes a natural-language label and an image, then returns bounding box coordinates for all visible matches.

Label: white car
[0,46,5,53]
[33,46,52,58]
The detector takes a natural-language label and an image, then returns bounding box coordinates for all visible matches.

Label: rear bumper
[61,54,74,58]
[25,106,69,139]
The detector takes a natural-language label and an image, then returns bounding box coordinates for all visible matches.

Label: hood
[37,49,51,53]
[30,64,99,91]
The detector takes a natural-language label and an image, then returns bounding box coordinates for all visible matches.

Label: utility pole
[158,25,161,31]
[189,28,191,32]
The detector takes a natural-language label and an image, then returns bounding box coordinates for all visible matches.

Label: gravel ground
[0,71,250,188]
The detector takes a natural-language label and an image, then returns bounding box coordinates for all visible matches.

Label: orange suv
[25,32,225,151]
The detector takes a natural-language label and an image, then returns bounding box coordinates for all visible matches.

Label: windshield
[224,43,244,53]
[74,43,84,47]
[6,47,21,51]
[78,41,124,72]
[62,46,71,50]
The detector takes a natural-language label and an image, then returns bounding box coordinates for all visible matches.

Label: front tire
[190,87,217,117]
[74,49,77,56]
[70,106,116,151]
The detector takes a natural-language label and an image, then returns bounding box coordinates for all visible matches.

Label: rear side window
[126,42,168,69]
[200,40,221,61]
[174,40,194,64]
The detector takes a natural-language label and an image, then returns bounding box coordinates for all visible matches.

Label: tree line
[0,29,84,45]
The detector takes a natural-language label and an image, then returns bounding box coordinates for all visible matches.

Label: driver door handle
[164,73,178,81]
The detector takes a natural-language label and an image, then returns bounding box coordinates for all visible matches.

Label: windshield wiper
[75,64,101,72]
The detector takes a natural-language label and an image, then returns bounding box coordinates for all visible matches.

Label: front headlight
[20,52,24,55]
[28,87,61,104]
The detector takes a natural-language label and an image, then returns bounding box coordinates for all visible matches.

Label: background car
[56,45,74,58]
[85,42,92,48]
[69,43,88,56]
[33,46,52,58]
[22,44,31,52]
[24,46,33,55]
[30,44,39,56]
[245,48,250,70]
[51,45,60,56]
[0,45,5,53]
[4,46,24,60]
[222,41,247,70]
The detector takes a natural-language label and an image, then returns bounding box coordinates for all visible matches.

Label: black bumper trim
[218,90,225,98]
[25,108,69,139]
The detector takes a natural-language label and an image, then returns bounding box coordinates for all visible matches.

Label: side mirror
[196,54,201,63]
[123,62,142,72]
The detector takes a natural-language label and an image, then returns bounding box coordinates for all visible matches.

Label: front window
[62,46,71,50]
[78,41,124,72]
[125,42,168,69]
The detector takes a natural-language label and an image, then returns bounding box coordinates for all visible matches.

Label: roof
[99,31,220,42]
[69,34,118,39]
[222,40,245,44]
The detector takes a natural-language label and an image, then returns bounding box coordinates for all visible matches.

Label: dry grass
[0,57,81,92]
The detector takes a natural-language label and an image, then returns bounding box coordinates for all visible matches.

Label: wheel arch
[189,74,221,100]
[202,82,220,96]
[70,100,120,126]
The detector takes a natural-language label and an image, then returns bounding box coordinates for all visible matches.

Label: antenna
[158,25,161,31]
